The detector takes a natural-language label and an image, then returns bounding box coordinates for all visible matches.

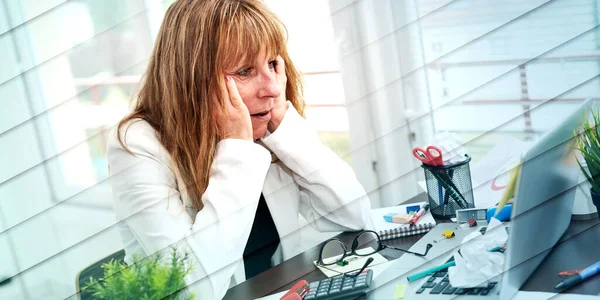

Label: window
[0,1,153,299]
[329,0,600,208]
[265,0,354,166]
[419,0,600,159]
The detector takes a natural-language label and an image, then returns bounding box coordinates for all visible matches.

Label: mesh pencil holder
[421,154,474,218]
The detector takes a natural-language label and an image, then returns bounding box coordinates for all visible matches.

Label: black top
[242,193,280,279]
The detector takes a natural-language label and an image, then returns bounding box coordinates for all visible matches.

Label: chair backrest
[75,249,126,300]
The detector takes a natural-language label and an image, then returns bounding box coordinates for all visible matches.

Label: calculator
[303,269,373,300]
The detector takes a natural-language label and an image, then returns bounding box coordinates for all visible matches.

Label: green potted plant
[575,106,600,215]
[85,248,195,300]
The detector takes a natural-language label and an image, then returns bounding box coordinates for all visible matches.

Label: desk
[224,193,600,299]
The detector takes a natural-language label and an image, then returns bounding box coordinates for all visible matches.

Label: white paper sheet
[469,137,531,208]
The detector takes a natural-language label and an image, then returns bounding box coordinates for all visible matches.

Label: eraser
[384,213,411,224]
[383,213,394,222]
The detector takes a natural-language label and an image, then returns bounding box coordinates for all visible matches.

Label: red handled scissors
[413,145,444,166]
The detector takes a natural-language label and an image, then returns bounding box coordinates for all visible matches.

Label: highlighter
[408,204,430,226]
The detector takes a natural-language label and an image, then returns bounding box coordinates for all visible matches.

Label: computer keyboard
[417,257,497,296]
[303,269,373,300]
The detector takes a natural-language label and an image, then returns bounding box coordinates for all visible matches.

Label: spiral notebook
[369,202,437,241]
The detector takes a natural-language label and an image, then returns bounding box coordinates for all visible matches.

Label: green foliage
[576,105,600,194]
[85,248,195,300]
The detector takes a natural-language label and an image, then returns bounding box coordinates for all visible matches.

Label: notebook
[369,202,437,241]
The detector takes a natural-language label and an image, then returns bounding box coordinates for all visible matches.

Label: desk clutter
[413,256,499,296]
[370,202,437,240]
[413,132,474,216]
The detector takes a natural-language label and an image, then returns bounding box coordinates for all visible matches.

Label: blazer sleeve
[261,103,371,232]
[107,121,271,300]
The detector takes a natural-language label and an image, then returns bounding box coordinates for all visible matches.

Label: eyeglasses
[316,230,433,277]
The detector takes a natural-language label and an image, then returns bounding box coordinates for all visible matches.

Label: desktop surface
[223,194,600,299]
[366,223,498,299]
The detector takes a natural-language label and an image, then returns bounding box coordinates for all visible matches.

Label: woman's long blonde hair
[117,0,305,210]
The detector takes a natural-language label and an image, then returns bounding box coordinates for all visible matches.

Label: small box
[456,208,488,224]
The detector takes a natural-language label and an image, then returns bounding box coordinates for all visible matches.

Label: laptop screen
[499,98,593,300]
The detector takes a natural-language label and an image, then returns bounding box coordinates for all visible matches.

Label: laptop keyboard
[417,257,498,296]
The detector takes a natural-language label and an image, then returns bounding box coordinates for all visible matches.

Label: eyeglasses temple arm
[385,243,433,257]
[351,257,374,277]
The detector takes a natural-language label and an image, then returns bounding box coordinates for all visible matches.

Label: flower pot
[590,188,600,218]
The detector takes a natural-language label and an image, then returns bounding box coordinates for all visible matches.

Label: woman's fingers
[217,76,252,141]
[225,76,244,110]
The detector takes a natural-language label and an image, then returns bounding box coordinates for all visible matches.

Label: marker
[554,261,600,290]
[407,261,456,282]
[408,204,430,226]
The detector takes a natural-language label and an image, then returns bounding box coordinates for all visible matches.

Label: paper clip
[434,230,455,243]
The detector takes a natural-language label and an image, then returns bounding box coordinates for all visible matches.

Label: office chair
[75,249,126,300]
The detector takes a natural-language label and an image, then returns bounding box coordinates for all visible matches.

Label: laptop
[367,97,593,299]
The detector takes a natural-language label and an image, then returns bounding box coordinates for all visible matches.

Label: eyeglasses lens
[354,231,379,255]
[321,240,346,265]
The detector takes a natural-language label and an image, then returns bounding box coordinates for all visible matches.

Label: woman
[107,0,371,298]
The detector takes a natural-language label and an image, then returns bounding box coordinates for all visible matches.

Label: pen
[409,204,430,226]
[554,261,600,290]
[432,171,467,209]
[488,245,505,252]
[407,261,456,282]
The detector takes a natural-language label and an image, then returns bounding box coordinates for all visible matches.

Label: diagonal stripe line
[374,221,600,300]
[0,0,580,296]
[0,0,449,89]
[0,0,580,193]
[0,57,150,183]
[0,19,596,258]
[20,111,600,300]
[224,108,600,297]
[345,23,600,150]
[341,0,554,100]
[379,74,600,192]
[338,0,535,63]
[327,0,459,48]
[11,71,600,299]
[0,0,507,141]
[0,12,148,88]
[368,184,600,299]
[0,0,596,286]
[1,20,598,245]
[0,0,170,87]
[177,166,599,300]
[364,96,600,294]
[0,0,75,38]
[449,224,600,299]
[0,0,554,186]
[0,0,454,145]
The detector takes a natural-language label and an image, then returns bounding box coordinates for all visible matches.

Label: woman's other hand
[217,76,253,141]
[268,56,288,133]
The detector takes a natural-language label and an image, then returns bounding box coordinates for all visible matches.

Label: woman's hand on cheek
[216,76,253,141]
[268,56,288,133]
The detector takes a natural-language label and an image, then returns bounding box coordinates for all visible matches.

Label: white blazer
[107,102,371,300]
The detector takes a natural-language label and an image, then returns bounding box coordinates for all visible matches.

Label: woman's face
[225,49,281,140]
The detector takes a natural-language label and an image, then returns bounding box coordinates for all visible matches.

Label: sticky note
[394,284,407,299]
[406,204,421,214]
